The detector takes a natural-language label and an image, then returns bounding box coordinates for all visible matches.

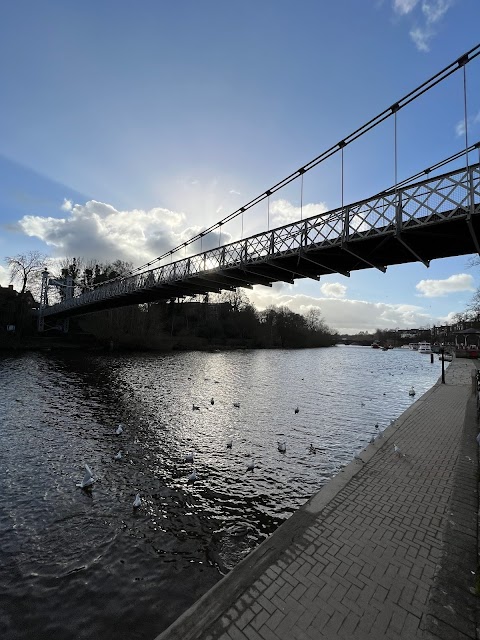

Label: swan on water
[187,469,197,483]
[115,424,124,435]
[184,452,194,463]
[246,459,255,472]
[77,464,95,489]
[409,386,415,396]
[114,451,122,460]
[133,493,141,508]
[277,441,286,453]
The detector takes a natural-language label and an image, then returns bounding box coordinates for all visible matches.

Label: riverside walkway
[155,359,479,640]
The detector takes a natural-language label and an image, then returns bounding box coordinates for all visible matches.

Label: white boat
[418,341,432,354]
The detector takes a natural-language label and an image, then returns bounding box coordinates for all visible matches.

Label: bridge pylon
[37,269,72,333]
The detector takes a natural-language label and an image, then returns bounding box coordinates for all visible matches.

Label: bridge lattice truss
[40,164,480,319]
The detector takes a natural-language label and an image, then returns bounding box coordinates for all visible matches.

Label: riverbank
[155,358,479,640]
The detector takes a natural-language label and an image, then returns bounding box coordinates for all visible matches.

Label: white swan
[246,459,255,472]
[114,451,122,460]
[77,464,95,489]
[133,493,141,508]
[184,452,194,463]
[409,386,415,396]
[187,469,197,482]
[115,424,124,435]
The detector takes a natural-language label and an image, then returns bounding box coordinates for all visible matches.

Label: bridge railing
[40,164,480,317]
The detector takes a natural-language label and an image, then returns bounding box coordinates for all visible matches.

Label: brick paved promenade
[155,359,479,640]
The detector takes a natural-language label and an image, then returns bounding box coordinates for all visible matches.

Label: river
[0,345,445,640]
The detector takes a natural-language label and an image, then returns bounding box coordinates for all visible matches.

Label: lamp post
[440,347,445,384]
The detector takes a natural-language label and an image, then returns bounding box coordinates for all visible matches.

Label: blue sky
[1,0,480,333]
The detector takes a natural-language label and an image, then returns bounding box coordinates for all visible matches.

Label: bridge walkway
[155,359,479,640]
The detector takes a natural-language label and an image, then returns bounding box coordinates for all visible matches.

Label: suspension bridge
[37,45,480,331]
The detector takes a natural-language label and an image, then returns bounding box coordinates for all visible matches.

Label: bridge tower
[37,269,49,332]
[37,269,73,333]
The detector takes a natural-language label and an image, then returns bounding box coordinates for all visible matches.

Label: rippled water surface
[0,346,444,639]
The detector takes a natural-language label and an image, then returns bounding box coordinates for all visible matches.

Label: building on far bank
[0,285,37,334]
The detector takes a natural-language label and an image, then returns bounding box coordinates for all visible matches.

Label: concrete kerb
[154,363,472,640]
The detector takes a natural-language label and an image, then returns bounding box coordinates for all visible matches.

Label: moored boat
[418,341,432,354]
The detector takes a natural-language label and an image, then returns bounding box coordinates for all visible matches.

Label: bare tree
[5,251,49,295]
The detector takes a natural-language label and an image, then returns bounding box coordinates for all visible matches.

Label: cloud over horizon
[320,282,347,298]
[416,273,475,297]
[246,288,439,334]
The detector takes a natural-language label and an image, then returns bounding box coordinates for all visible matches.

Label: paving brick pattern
[157,360,478,640]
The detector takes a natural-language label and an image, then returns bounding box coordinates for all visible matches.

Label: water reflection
[0,346,443,639]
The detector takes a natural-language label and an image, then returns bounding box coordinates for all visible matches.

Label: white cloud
[270,199,328,226]
[455,110,480,138]
[415,273,475,297]
[0,264,10,287]
[422,0,454,24]
[409,26,432,52]
[18,199,232,267]
[392,0,456,52]
[320,282,347,298]
[455,120,466,138]
[17,200,232,266]
[61,198,73,211]
[393,0,420,15]
[246,288,436,333]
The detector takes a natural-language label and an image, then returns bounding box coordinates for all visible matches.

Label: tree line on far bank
[2,252,338,349]
[77,291,338,350]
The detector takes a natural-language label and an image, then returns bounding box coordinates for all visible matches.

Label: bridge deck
[39,163,480,319]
